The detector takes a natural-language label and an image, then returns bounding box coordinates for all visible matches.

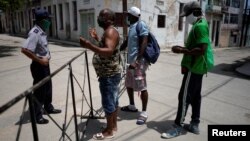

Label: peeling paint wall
[140,0,195,48]
[3,0,197,47]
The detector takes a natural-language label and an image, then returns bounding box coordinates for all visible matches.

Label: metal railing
[0,49,127,141]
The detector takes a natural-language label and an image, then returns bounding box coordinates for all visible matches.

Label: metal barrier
[0,49,127,141]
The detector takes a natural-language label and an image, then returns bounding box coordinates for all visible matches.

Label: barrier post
[69,63,79,141]
[27,94,39,141]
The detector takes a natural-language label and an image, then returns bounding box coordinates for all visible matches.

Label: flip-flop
[120,105,138,112]
[101,125,117,135]
[136,115,148,125]
[93,132,115,140]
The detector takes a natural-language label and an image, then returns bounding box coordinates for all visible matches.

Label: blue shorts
[99,73,121,115]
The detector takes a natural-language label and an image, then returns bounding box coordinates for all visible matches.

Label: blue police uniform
[22,24,55,121]
[23,9,61,124]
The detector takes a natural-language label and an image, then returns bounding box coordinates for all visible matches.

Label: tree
[0,0,26,12]
[0,0,26,33]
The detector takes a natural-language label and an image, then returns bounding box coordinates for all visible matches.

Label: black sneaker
[184,123,200,134]
[36,117,49,124]
[45,109,61,114]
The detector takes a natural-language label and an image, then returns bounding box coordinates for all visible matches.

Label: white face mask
[186,14,197,25]
[126,17,130,26]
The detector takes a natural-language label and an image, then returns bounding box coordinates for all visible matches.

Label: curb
[235,62,250,77]
[8,34,250,52]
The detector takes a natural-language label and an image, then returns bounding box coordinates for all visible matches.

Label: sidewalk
[0,34,250,141]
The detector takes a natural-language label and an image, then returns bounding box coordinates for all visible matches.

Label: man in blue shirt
[120,6,150,125]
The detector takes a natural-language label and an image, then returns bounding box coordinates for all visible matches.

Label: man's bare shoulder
[105,26,119,37]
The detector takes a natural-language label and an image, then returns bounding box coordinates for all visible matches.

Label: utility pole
[122,0,127,41]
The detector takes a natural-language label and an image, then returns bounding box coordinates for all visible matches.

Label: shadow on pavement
[147,120,188,138]
[78,118,104,140]
[146,120,175,134]
[210,56,250,80]
[49,42,80,48]
[118,107,140,121]
[15,110,31,125]
[0,45,18,58]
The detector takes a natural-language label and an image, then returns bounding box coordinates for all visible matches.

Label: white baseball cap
[128,6,140,17]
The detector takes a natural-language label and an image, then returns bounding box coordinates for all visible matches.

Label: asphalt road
[0,34,250,141]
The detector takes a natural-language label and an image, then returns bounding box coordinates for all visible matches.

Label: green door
[80,13,95,40]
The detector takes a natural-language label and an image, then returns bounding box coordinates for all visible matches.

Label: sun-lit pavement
[0,34,250,141]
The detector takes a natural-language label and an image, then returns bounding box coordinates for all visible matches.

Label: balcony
[221,6,229,13]
[206,4,228,14]
[31,0,41,6]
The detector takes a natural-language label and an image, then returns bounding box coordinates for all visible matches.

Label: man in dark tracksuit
[21,8,61,124]
[161,1,214,139]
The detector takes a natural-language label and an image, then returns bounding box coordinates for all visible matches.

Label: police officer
[21,8,61,124]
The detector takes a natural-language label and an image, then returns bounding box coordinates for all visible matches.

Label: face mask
[126,17,130,26]
[97,17,106,28]
[186,13,197,25]
[41,19,51,31]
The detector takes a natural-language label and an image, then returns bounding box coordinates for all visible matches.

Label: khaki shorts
[125,59,148,91]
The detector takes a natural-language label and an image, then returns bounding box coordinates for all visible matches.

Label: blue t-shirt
[127,21,149,64]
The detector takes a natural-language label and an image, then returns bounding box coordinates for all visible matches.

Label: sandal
[101,125,117,135]
[136,115,148,125]
[120,105,138,112]
[93,132,114,140]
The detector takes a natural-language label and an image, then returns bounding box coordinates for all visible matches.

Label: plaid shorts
[125,59,148,91]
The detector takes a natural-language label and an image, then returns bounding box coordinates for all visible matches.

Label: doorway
[80,12,95,40]
[65,3,71,39]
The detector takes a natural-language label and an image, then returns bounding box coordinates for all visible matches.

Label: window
[224,13,229,23]
[232,0,240,8]
[230,14,238,24]
[32,9,35,25]
[48,6,52,36]
[156,0,164,5]
[157,15,165,28]
[48,6,51,14]
[32,9,35,19]
[53,5,58,33]
[21,11,24,28]
[233,35,237,43]
[114,12,124,27]
[226,0,230,6]
[208,0,211,5]
[213,0,221,6]
[18,12,21,29]
[83,0,90,4]
[212,21,216,41]
[178,3,184,31]
[59,4,63,29]
[73,1,78,30]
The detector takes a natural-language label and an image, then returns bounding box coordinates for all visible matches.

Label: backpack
[136,21,160,64]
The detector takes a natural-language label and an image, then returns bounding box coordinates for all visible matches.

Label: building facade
[1,0,247,48]
[203,0,245,47]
